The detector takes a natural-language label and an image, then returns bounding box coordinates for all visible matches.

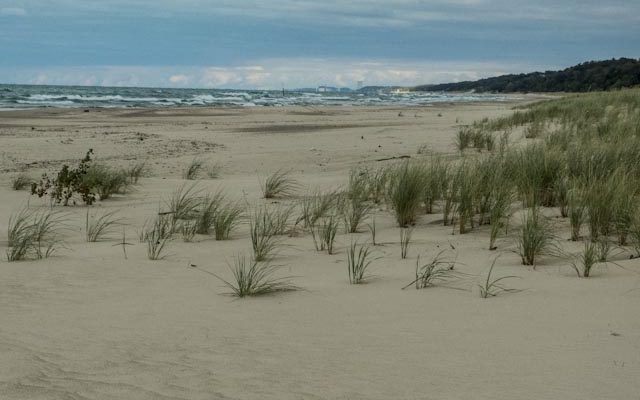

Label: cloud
[16,0,640,26]
[0,58,554,89]
[0,7,27,16]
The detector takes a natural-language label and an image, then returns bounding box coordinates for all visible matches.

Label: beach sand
[1,102,639,399]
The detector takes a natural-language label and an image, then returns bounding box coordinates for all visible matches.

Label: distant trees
[414,58,640,93]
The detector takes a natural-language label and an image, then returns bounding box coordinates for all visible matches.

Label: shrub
[31,149,96,206]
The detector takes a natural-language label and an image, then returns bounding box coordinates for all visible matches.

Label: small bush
[31,149,96,206]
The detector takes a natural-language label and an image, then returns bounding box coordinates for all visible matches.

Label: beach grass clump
[452,160,478,234]
[85,209,123,242]
[386,161,424,227]
[347,241,377,284]
[6,208,66,261]
[310,214,339,254]
[250,206,284,261]
[489,184,513,250]
[82,163,129,200]
[340,170,373,233]
[194,191,225,234]
[125,162,148,184]
[400,226,413,259]
[206,163,222,179]
[478,258,520,298]
[262,169,300,199]
[183,158,205,180]
[145,215,172,260]
[516,207,556,267]
[216,254,297,297]
[506,143,565,207]
[180,220,198,242]
[166,183,202,230]
[569,240,599,278]
[402,251,460,290]
[212,202,244,240]
[11,173,32,191]
[297,189,340,228]
[455,127,473,152]
[422,156,448,214]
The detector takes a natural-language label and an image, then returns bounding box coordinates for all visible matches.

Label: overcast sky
[1,0,638,89]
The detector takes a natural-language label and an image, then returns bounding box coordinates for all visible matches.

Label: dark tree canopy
[414,58,640,93]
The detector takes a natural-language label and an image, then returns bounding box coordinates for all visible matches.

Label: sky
[0,0,639,89]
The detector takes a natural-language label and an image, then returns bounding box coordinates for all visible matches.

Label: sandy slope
[0,101,639,400]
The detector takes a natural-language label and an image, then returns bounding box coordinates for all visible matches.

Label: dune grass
[11,173,32,191]
[262,169,300,199]
[195,191,225,235]
[400,226,412,259]
[166,183,202,230]
[145,215,172,260]
[310,214,339,254]
[478,258,521,298]
[212,202,244,240]
[297,189,340,228]
[516,207,556,267]
[402,251,461,290]
[85,209,123,242]
[386,161,424,227]
[125,162,148,184]
[6,208,66,261]
[347,241,377,284]
[250,206,284,261]
[183,158,205,180]
[216,255,298,297]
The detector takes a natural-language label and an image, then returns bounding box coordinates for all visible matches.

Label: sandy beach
[1,101,639,400]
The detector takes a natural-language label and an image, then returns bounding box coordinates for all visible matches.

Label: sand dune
[1,102,639,400]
